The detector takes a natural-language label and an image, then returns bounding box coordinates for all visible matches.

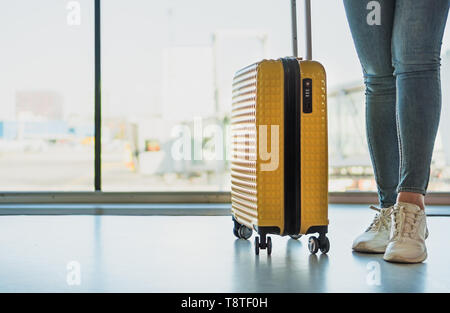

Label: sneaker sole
[383,251,427,264]
[352,243,386,254]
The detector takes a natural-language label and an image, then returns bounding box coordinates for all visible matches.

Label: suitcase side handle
[291,0,312,60]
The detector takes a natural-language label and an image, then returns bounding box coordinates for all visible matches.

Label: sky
[0,0,449,121]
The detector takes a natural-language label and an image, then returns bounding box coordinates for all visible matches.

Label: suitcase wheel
[267,237,272,255]
[233,227,240,238]
[232,217,252,240]
[238,225,252,240]
[254,237,260,255]
[319,236,330,254]
[308,237,319,254]
[308,235,330,254]
[254,235,272,256]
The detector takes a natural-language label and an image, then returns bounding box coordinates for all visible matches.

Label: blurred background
[0,0,449,192]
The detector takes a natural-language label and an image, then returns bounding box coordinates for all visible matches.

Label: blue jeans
[343,0,449,207]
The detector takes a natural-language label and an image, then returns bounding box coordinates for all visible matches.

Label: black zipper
[281,57,301,235]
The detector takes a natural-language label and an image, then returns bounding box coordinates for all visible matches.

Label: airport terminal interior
[2,1,450,293]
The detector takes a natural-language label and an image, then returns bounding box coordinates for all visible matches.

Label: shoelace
[366,205,392,232]
[392,205,421,239]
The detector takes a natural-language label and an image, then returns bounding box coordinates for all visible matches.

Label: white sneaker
[352,205,394,253]
[383,202,428,263]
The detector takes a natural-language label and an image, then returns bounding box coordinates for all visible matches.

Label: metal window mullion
[95,0,102,191]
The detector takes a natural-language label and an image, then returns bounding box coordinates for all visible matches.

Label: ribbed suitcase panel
[231,60,286,232]
[231,64,258,228]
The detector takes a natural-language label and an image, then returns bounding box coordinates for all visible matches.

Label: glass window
[101,0,291,191]
[2,1,449,194]
[0,0,94,191]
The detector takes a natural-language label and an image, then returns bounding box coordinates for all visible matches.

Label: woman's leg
[344,0,398,254]
[385,0,449,263]
[343,0,398,208]
[392,0,450,204]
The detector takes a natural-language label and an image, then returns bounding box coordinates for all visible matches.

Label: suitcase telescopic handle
[291,0,312,60]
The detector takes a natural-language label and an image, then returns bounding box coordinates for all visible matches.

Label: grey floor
[0,204,449,293]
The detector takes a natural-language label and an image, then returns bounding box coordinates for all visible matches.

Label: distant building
[15,91,63,120]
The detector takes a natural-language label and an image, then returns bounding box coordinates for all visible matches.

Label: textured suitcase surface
[231,58,329,254]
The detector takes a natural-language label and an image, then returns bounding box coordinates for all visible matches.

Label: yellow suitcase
[230,0,329,255]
